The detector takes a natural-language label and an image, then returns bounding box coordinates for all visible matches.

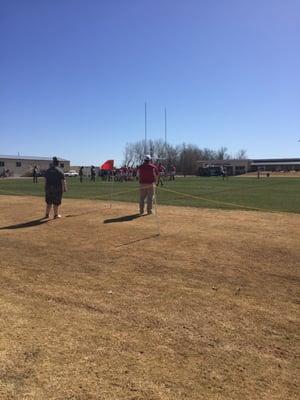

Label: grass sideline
[1,176,300,213]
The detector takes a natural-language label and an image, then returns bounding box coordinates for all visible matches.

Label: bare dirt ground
[0,195,299,400]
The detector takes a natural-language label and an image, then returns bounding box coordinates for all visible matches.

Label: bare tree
[123,141,145,166]
[123,143,135,166]
[123,139,177,166]
[178,144,203,175]
[122,140,247,174]
[201,148,217,160]
[235,149,248,160]
[216,146,230,160]
[148,139,168,160]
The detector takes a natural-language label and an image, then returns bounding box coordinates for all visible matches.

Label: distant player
[156,162,166,186]
[170,165,176,180]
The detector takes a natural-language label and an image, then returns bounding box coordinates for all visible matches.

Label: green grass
[1,176,300,213]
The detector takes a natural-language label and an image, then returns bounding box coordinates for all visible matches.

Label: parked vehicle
[64,170,79,177]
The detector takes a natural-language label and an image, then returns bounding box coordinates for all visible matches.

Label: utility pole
[144,102,147,154]
[164,108,167,151]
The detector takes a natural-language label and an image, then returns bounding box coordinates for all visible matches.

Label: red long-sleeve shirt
[138,163,158,184]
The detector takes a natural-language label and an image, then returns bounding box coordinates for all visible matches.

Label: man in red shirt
[170,164,176,180]
[137,155,158,215]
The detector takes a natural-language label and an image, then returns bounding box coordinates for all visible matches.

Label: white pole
[109,172,114,208]
[144,102,147,154]
[164,107,167,151]
[153,186,160,236]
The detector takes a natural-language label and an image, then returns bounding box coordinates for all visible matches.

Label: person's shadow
[103,213,143,224]
[0,218,49,230]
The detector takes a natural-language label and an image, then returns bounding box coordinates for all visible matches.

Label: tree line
[123,140,247,175]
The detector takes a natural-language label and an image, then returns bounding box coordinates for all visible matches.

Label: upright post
[144,102,148,155]
[153,186,160,236]
[164,108,167,151]
[109,171,114,208]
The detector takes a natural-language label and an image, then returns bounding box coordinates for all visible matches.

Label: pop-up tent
[100,160,114,170]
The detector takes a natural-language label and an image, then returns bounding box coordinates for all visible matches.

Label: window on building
[60,163,64,168]
[0,161,4,167]
[16,162,22,167]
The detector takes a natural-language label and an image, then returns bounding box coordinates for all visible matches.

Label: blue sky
[1,0,299,165]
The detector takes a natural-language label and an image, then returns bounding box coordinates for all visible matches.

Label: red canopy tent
[100,160,114,170]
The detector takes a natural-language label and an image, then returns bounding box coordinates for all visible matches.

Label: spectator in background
[44,157,67,219]
[91,165,96,182]
[79,166,84,183]
[220,166,228,181]
[33,165,38,183]
[170,165,176,180]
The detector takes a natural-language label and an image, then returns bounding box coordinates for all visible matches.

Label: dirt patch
[0,196,299,400]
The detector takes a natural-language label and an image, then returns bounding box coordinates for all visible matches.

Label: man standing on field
[138,155,158,215]
[44,157,67,219]
[170,164,176,180]
[156,162,166,186]
[79,166,84,183]
[33,165,38,183]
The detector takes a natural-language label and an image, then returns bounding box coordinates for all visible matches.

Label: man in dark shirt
[79,166,84,183]
[137,155,158,215]
[91,165,96,182]
[44,157,67,219]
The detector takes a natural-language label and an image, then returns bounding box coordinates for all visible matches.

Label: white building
[0,155,70,177]
[198,158,300,176]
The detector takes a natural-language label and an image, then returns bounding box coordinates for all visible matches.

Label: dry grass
[0,195,299,400]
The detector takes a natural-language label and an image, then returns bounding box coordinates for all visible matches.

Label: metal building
[0,155,70,177]
[197,158,300,176]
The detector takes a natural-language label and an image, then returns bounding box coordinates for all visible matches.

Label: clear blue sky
[1,0,299,165]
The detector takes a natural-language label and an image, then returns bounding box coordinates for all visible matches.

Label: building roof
[252,158,300,163]
[0,155,69,161]
[198,158,300,166]
[198,159,250,165]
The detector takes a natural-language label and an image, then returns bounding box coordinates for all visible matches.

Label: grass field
[1,176,300,213]
[0,195,299,399]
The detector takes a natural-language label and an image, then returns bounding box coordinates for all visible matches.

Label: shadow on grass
[0,218,49,230]
[116,234,160,247]
[65,210,100,218]
[103,213,142,224]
